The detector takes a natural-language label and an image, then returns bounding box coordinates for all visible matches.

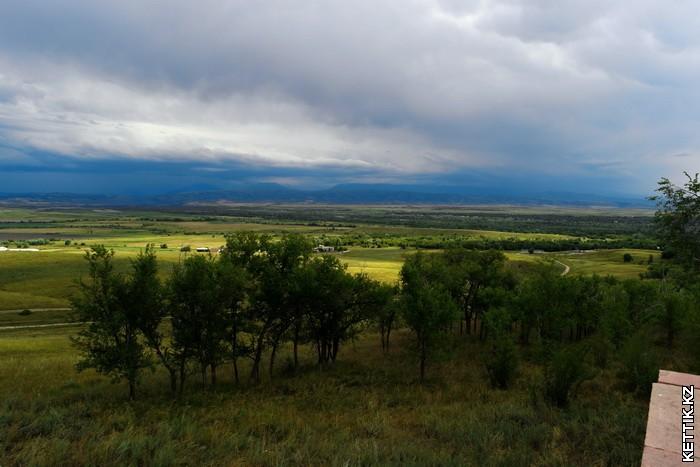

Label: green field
[0,325,649,466]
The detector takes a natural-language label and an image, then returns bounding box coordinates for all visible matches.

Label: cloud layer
[1,0,699,194]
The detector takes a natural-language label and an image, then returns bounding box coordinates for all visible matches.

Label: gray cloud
[0,0,699,193]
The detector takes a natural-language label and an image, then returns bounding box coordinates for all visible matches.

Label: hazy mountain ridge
[0,183,652,208]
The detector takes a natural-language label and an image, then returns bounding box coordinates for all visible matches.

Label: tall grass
[0,327,648,466]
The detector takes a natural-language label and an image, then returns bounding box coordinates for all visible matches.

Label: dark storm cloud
[0,0,698,194]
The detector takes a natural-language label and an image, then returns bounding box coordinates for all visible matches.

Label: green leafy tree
[263,234,314,376]
[373,284,400,353]
[72,246,149,400]
[127,246,179,395]
[168,255,228,389]
[215,257,249,384]
[299,256,375,365]
[652,172,700,277]
[483,307,519,389]
[400,253,459,381]
[443,249,511,337]
[657,289,688,348]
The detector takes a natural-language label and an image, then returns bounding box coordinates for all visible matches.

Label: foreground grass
[0,327,647,466]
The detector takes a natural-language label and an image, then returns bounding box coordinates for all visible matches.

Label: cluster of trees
[71,173,700,408]
[72,234,393,399]
[392,173,700,403]
[402,250,700,410]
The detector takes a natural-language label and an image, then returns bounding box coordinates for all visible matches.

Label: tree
[442,249,511,337]
[483,307,518,389]
[72,246,149,400]
[300,256,373,365]
[623,253,633,263]
[168,255,228,390]
[263,235,314,376]
[652,172,700,276]
[373,284,400,353]
[215,257,249,384]
[400,253,459,381]
[513,263,573,345]
[127,246,179,395]
[657,289,688,348]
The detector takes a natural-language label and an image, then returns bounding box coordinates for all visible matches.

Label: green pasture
[555,249,659,279]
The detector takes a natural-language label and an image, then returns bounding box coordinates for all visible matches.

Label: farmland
[0,206,656,312]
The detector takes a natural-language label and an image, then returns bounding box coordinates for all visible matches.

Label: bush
[160,244,168,249]
[588,334,614,369]
[618,333,658,396]
[18,309,32,316]
[64,240,71,246]
[180,245,191,252]
[623,253,633,263]
[543,345,592,407]
[485,335,519,389]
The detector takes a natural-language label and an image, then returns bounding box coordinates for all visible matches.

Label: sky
[0,0,699,197]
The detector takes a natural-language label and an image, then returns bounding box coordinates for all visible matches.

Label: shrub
[485,334,519,389]
[623,253,633,263]
[18,309,32,316]
[588,334,613,369]
[64,240,72,246]
[180,245,191,252]
[543,345,592,407]
[618,332,659,396]
[160,244,168,249]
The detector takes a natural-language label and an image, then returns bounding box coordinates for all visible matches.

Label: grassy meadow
[0,326,649,466]
[0,206,662,465]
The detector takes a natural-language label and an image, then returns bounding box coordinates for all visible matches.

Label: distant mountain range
[0,183,653,208]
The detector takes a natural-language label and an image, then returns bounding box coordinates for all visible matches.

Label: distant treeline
[177,205,654,236]
[316,233,657,252]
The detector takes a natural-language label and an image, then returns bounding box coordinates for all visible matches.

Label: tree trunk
[293,325,300,369]
[250,323,269,383]
[269,339,279,378]
[231,320,239,384]
[331,338,339,362]
[128,378,136,400]
[210,363,217,386]
[233,357,239,385]
[420,352,426,382]
[179,362,186,395]
[169,370,178,395]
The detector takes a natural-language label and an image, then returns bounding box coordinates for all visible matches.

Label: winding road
[554,259,571,276]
